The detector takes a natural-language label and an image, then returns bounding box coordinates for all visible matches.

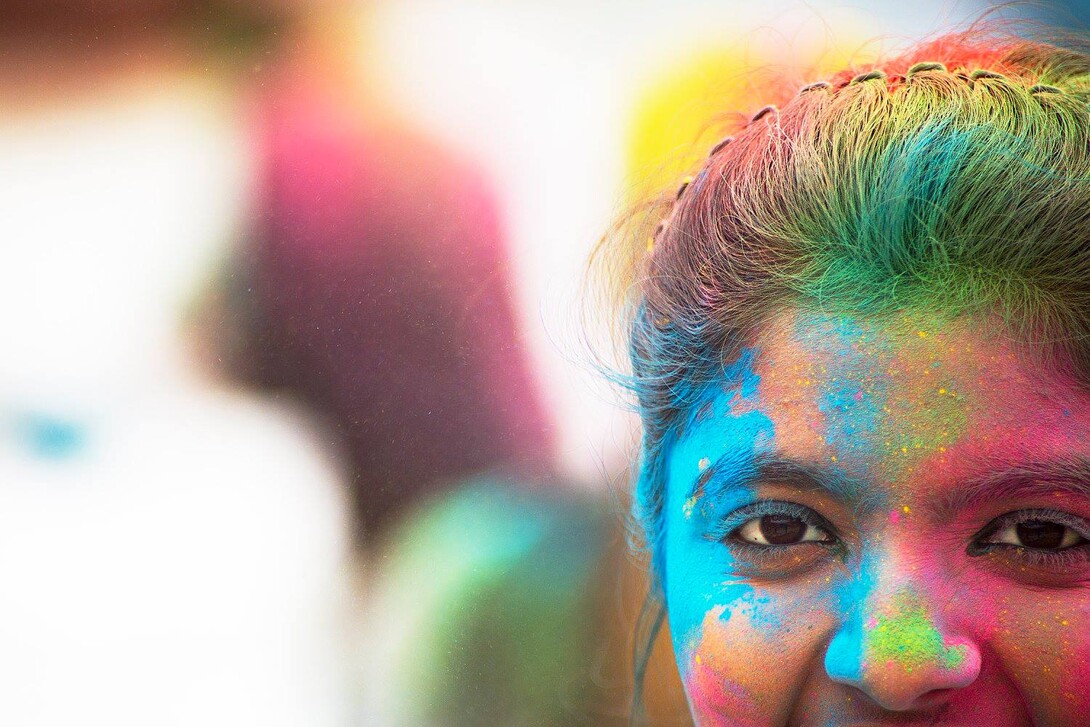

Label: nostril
[912,687,956,709]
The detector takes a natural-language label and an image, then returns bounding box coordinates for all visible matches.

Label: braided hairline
[648,58,1082,252]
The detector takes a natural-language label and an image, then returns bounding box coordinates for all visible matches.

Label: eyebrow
[936,457,1090,520]
[692,450,878,510]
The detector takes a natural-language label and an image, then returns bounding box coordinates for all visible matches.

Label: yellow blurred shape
[625,34,873,201]
[626,46,757,201]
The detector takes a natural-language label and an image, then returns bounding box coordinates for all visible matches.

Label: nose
[824,588,982,711]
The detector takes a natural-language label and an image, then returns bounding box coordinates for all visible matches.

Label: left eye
[988,519,1086,550]
[734,514,832,546]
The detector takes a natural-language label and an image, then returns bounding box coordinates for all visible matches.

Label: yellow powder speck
[918,331,928,338]
[695,654,702,665]
[939,446,946,452]
[698,457,711,471]
[938,388,946,394]
[901,446,908,454]
[646,237,654,253]
[1062,620,1069,626]
[831,455,838,462]
[903,505,911,514]
[683,496,697,519]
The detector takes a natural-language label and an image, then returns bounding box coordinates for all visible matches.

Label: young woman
[604,30,1090,726]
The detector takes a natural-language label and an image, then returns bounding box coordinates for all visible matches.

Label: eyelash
[969,508,1090,568]
[710,500,838,556]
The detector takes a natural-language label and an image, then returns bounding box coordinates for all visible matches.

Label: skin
[663,309,1090,726]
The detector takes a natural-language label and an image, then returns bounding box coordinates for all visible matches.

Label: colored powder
[778,312,972,486]
[865,593,966,672]
[15,412,87,461]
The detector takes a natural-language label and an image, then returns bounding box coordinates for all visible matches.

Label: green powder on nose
[865,594,966,672]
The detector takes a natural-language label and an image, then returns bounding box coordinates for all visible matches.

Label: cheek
[984,589,1090,722]
[1058,623,1090,717]
[675,586,836,726]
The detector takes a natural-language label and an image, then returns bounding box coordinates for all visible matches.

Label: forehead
[678,309,1090,496]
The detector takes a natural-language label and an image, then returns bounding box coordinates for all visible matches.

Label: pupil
[1016,520,1066,549]
[759,514,807,545]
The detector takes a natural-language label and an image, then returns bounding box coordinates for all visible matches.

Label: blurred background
[0,0,1082,724]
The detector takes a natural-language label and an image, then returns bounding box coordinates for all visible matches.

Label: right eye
[734,513,832,546]
[987,518,1085,550]
[723,501,837,549]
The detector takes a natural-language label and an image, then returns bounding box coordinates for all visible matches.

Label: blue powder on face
[792,314,893,482]
[825,549,880,684]
[661,347,778,650]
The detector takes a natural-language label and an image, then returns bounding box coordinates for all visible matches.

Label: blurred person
[599,26,1090,727]
[223,43,612,724]
[359,478,614,725]
[0,3,352,724]
[229,52,557,540]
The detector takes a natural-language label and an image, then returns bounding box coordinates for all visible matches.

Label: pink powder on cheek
[682,606,761,720]
[681,595,836,726]
[685,652,758,722]
[681,600,828,726]
[1058,635,1090,717]
[985,594,1090,722]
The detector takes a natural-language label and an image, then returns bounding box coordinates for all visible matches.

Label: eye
[977,510,1089,551]
[723,501,836,548]
[735,514,831,546]
[969,509,1090,575]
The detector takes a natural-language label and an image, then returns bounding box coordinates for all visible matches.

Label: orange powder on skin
[683,606,769,722]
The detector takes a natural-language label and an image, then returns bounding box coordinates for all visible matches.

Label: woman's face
[663,309,1090,726]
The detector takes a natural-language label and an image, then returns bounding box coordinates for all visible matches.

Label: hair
[596,25,1090,716]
